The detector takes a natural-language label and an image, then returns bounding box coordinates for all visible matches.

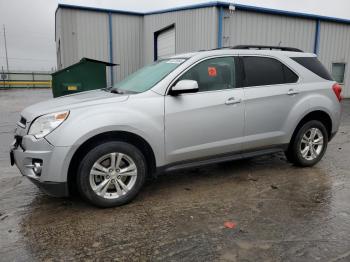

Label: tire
[285,120,328,167]
[77,141,147,208]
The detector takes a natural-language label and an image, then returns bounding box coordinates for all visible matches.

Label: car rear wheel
[77,141,147,207]
[285,120,328,167]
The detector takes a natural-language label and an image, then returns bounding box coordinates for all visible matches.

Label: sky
[0,0,350,72]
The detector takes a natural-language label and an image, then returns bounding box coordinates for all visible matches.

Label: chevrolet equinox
[11,45,342,207]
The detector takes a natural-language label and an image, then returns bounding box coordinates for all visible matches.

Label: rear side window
[241,56,298,87]
[291,57,333,81]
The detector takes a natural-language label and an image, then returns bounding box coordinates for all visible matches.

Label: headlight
[28,111,69,139]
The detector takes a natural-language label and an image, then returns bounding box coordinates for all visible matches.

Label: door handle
[225,97,242,105]
[287,89,299,95]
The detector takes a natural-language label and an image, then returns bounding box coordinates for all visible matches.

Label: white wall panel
[59,9,79,68]
[319,21,350,97]
[57,9,110,68]
[76,11,109,63]
[56,5,350,96]
[111,14,143,81]
[223,10,316,53]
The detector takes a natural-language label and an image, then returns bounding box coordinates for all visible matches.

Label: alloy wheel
[89,152,138,199]
[300,127,324,161]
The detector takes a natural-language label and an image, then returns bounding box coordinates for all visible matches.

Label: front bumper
[27,177,68,197]
[11,133,70,197]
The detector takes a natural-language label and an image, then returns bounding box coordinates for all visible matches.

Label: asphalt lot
[1,89,350,261]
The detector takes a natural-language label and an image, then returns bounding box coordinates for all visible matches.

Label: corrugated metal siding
[55,9,62,69]
[59,9,79,68]
[56,5,350,96]
[76,11,109,63]
[55,9,61,43]
[58,9,110,68]
[318,21,350,97]
[111,14,143,81]
[223,10,316,52]
[143,7,218,65]
[57,8,143,83]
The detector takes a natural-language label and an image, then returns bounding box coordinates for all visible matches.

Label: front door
[164,56,245,164]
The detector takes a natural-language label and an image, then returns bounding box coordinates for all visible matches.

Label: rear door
[240,55,300,150]
[164,56,245,164]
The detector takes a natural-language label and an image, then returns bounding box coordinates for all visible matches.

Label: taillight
[332,83,343,102]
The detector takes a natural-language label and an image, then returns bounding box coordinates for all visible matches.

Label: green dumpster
[51,58,117,97]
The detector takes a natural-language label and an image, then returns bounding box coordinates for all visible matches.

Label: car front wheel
[77,141,147,208]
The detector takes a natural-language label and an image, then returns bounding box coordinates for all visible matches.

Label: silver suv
[11,46,342,207]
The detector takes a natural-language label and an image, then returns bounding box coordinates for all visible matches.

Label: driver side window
[178,57,236,92]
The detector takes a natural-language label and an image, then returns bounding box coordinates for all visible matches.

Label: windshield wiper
[110,88,125,94]
[103,86,139,94]
[101,86,112,91]
[102,86,125,94]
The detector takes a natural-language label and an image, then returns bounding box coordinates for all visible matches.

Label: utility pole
[3,24,9,73]
[1,66,5,89]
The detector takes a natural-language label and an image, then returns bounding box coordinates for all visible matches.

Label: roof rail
[232,45,303,52]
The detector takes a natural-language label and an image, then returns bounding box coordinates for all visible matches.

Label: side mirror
[171,80,199,96]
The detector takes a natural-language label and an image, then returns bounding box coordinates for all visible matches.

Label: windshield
[111,58,186,93]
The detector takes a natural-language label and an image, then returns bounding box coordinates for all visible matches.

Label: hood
[21,89,129,121]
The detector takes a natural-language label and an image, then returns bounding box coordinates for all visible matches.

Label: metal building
[55,1,350,97]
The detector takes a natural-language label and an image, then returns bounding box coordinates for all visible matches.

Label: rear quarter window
[291,57,333,81]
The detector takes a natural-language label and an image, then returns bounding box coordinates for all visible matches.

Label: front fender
[45,97,165,182]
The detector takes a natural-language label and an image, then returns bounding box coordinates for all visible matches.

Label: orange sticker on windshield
[208,67,217,77]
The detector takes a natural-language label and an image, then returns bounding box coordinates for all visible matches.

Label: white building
[55,2,350,97]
